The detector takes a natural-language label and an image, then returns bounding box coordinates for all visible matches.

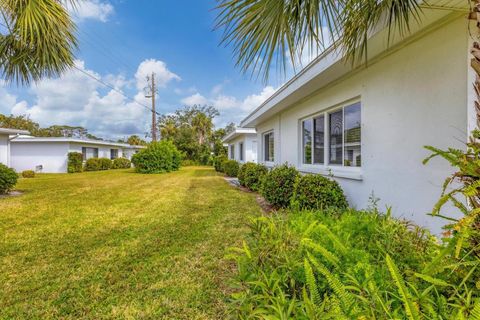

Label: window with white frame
[82,147,99,160]
[263,131,274,162]
[230,144,235,160]
[239,142,244,161]
[301,101,361,167]
[110,149,119,160]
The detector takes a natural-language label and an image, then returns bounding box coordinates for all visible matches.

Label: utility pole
[145,72,157,142]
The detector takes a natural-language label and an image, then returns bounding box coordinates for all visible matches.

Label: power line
[73,65,161,116]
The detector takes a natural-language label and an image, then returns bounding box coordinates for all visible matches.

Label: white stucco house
[240,2,473,232]
[10,137,144,173]
[0,128,30,167]
[222,128,258,163]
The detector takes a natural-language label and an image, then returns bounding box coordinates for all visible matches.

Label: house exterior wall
[11,142,70,173]
[68,143,126,159]
[227,134,258,163]
[255,17,468,233]
[0,134,9,166]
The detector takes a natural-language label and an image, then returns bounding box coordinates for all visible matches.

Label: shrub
[291,174,348,211]
[223,160,239,177]
[0,164,18,194]
[67,152,83,173]
[131,140,182,174]
[227,209,478,319]
[112,157,131,169]
[98,158,112,170]
[181,159,198,167]
[260,164,299,208]
[214,155,228,172]
[21,170,35,178]
[84,158,101,171]
[238,162,268,191]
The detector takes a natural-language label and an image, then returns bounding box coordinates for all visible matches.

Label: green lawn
[0,167,262,319]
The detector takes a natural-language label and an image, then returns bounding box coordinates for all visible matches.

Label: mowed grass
[0,166,262,319]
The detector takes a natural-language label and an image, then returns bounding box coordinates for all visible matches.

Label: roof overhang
[0,128,30,136]
[10,137,145,149]
[222,128,257,143]
[241,1,468,127]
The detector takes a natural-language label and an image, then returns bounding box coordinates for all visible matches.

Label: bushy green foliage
[21,170,35,178]
[228,209,479,319]
[84,158,101,171]
[260,164,299,208]
[67,152,83,173]
[181,159,198,167]
[238,162,268,192]
[131,140,182,174]
[223,160,239,177]
[98,158,112,170]
[112,157,131,169]
[0,164,17,194]
[214,155,228,172]
[291,174,348,211]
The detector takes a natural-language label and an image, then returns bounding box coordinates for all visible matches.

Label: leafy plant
[214,154,228,172]
[131,141,182,174]
[67,152,83,173]
[238,162,268,192]
[21,170,35,178]
[84,158,101,171]
[291,174,348,211]
[223,160,239,177]
[98,158,112,170]
[260,164,299,208]
[112,157,131,169]
[0,164,17,194]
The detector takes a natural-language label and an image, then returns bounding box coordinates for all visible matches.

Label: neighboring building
[240,4,471,233]
[0,128,30,166]
[222,128,257,163]
[10,137,144,173]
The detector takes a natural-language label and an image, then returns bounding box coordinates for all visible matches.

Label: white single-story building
[240,2,472,233]
[10,137,144,173]
[0,128,30,166]
[222,128,258,163]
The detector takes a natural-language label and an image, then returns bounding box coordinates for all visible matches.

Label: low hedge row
[112,157,131,169]
[233,162,348,211]
[84,157,112,171]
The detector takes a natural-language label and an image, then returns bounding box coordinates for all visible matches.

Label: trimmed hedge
[260,164,299,208]
[98,158,112,170]
[112,157,131,169]
[131,140,182,174]
[291,174,348,210]
[223,160,240,177]
[238,162,268,192]
[214,155,228,172]
[21,170,35,178]
[0,164,18,194]
[84,158,100,171]
[67,152,83,173]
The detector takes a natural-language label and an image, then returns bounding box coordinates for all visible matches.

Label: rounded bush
[67,152,83,173]
[214,155,228,172]
[22,170,35,178]
[291,174,348,211]
[239,162,268,192]
[84,158,101,171]
[131,140,182,174]
[0,164,18,194]
[98,158,112,170]
[112,157,131,169]
[223,160,239,177]
[260,164,299,208]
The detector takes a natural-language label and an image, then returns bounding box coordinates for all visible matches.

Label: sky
[0,0,297,141]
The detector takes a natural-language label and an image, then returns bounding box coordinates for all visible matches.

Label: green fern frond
[302,238,340,267]
[314,224,347,254]
[469,300,480,320]
[414,273,450,287]
[386,254,420,320]
[304,259,322,306]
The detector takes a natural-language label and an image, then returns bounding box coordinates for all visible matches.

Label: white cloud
[181,93,208,106]
[135,59,181,91]
[69,0,114,22]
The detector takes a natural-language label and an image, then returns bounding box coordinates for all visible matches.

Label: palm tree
[215,0,423,81]
[0,0,77,85]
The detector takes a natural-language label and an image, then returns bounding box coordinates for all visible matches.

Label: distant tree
[126,135,147,146]
[0,0,78,84]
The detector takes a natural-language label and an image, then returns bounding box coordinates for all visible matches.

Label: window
[82,147,99,160]
[263,131,274,162]
[239,142,244,161]
[110,149,119,160]
[230,144,235,160]
[301,101,361,167]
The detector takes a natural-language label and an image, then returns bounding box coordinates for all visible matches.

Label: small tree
[131,140,182,174]
[0,164,18,194]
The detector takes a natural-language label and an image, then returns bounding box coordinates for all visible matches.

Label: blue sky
[0,0,288,140]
